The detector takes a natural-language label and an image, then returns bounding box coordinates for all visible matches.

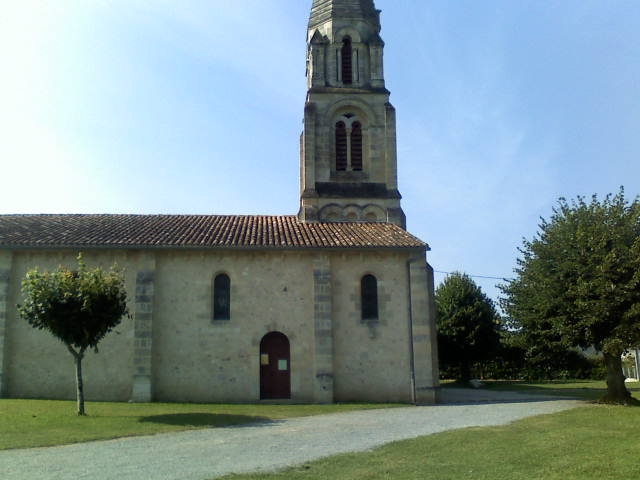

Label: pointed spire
[309,0,381,31]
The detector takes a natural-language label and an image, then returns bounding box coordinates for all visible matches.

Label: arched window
[213,274,230,320]
[351,121,363,171]
[335,115,365,172]
[335,121,348,171]
[341,37,353,84]
[361,274,379,321]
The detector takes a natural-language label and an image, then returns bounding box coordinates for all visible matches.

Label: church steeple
[299,0,406,227]
[310,0,378,18]
[309,0,381,34]
[306,0,385,91]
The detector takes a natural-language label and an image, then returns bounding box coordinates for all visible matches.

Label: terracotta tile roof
[0,215,426,250]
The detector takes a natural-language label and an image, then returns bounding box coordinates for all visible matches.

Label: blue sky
[1,1,639,303]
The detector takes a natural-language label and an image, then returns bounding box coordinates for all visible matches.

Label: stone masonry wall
[0,251,11,396]
[0,248,438,404]
[131,253,156,402]
[313,255,334,402]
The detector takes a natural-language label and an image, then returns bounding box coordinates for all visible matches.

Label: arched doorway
[260,332,291,399]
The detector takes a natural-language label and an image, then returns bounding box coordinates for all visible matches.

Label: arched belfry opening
[351,121,363,171]
[335,121,348,171]
[341,36,353,84]
[334,113,364,173]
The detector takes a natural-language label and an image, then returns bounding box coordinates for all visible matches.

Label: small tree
[500,189,640,404]
[18,255,129,415]
[436,272,502,381]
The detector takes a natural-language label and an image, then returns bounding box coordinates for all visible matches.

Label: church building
[0,0,440,404]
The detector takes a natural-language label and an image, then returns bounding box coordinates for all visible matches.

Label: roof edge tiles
[0,214,427,250]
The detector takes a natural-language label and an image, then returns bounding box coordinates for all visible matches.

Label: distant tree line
[437,188,640,404]
[435,272,599,383]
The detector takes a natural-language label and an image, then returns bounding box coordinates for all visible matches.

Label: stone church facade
[0,0,440,404]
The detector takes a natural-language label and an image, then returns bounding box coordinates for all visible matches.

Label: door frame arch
[259,331,291,399]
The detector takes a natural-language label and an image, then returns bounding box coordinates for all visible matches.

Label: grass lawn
[218,404,640,480]
[3,381,639,479]
[0,400,398,450]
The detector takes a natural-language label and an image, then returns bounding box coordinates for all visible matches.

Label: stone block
[131,376,152,402]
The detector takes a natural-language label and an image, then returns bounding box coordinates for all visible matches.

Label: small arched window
[361,274,379,321]
[351,121,363,171]
[213,274,230,320]
[341,37,353,84]
[335,121,348,171]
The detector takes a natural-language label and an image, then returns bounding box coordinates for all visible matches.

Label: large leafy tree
[501,189,640,404]
[18,255,129,415]
[436,272,502,381]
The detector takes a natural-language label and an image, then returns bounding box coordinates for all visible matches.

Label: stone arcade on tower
[0,0,440,404]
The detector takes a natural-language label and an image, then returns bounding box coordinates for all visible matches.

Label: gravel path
[1,395,581,480]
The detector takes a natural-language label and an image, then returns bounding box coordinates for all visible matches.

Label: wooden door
[260,332,291,399]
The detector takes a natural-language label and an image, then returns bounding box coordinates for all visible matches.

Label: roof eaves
[0,243,426,252]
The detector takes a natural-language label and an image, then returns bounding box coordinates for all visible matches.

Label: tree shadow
[138,413,273,428]
[481,381,610,401]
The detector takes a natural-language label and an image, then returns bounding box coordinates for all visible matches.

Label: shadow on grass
[490,381,640,403]
[138,413,272,428]
[439,380,629,403]
[486,382,606,400]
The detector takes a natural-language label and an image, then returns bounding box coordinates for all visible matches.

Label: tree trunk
[459,362,471,383]
[602,352,636,405]
[68,345,87,415]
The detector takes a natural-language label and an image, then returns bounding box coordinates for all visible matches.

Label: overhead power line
[434,270,513,282]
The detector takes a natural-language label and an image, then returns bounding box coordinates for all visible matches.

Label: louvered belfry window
[341,37,353,84]
[351,121,363,171]
[335,115,365,172]
[335,121,348,171]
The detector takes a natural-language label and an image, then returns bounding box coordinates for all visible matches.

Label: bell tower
[298,0,406,228]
